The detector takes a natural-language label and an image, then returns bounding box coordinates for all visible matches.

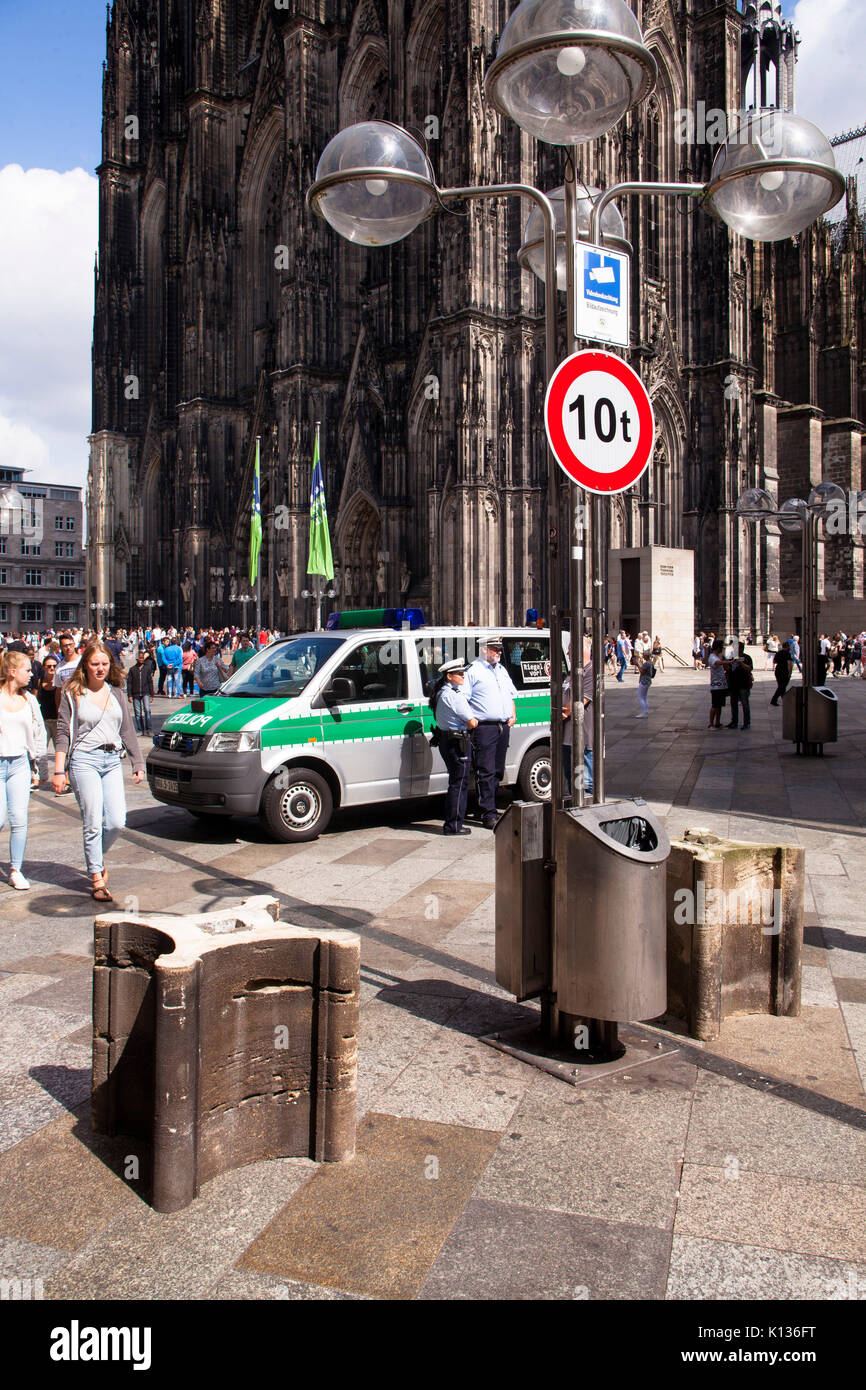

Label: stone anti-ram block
[92,895,359,1212]
[666,831,804,1041]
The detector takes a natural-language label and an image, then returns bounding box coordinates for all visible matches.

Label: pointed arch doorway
[335,492,382,610]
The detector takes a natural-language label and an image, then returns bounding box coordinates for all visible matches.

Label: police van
[146,609,564,842]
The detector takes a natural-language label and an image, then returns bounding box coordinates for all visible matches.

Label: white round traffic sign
[544,350,654,494]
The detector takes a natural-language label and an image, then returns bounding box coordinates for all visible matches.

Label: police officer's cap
[480,634,503,648]
[439,658,469,676]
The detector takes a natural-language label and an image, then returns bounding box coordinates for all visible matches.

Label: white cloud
[0,415,50,476]
[0,164,97,489]
[792,0,865,139]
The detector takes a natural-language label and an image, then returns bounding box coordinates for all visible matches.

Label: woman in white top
[53,639,145,902]
[0,649,47,890]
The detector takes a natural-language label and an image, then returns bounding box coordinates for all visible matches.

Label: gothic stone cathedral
[87,0,865,638]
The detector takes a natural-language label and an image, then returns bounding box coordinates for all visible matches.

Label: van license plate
[154,776,178,793]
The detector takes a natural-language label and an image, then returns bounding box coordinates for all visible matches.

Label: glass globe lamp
[484,0,657,146]
[776,497,809,533]
[807,481,846,517]
[706,112,845,242]
[518,184,630,289]
[307,122,437,247]
[737,487,775,519]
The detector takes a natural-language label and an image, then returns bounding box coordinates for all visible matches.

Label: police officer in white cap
[464,635,517,828]
[430,659,478,836]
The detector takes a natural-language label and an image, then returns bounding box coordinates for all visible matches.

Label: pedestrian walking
[464,636,517,829]
[707,639,728,728]
[651,634,664,672]
[615,630,631,681]
[53,640,146,902]
[0,650,47,890]
[636,650,654,717]
[727,642,753,728]
[162,636,183,697]
[35,655,59,784]
[194,640,231,695]
[430,659,478,836]
[126,647,156,734]
[770,644,793,706]
[181,642,197,695]
[788,633,802,673]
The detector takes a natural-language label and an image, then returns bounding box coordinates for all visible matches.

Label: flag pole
[255,433,262,646]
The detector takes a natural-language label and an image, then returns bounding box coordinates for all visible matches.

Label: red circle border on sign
[545,350,655,494]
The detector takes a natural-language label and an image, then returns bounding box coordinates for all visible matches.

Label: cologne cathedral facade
[87,0,865,638]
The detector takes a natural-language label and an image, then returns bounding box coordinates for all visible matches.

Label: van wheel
[518,744,552,802]
[260,768,333,842]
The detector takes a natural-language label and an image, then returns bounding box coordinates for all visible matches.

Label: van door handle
[397,703,415,714]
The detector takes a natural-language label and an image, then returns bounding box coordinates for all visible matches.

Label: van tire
[518,744,552,802]
[261,767,333,842]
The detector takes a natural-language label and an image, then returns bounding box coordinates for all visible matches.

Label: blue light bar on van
[325,607,426,631]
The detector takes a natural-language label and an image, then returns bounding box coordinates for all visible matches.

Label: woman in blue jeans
[0,649,47,889]
[53,640,145,902]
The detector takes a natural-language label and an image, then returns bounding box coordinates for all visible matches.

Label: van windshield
[219,635,345,698]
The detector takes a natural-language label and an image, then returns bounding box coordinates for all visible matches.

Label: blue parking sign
[584,251,621,308]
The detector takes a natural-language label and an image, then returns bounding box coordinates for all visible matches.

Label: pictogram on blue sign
[583,252,621,308]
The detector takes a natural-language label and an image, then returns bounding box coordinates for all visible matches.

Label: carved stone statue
[376,557,386,596]
[400,560,410,596]
[277,561,291,598]
[181,570,193,603]
[332,560,341,596]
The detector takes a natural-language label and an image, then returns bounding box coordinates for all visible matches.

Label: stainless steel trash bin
[806,686,838,743]
[555,799,670,1020]
[782,686,838,746]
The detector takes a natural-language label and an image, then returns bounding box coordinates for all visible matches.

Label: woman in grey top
[53,640,145,902]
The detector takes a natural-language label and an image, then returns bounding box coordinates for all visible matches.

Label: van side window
[331,639,408,703]
[503,637,554,690]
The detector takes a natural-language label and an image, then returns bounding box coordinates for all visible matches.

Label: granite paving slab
[674,1166,866,1262]
[684,1071,866,1184]
[419,1197,670,1301]
[702,1007,865,1109]
[237,1112,501,1299]
[476,1063,694,1230]
[666,1234,866,1300]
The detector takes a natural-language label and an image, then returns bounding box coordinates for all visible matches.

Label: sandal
[91,874,114,903]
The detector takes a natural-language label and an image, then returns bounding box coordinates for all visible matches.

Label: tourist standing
[636,650,654,717]
[194,641,231,695]
[707,639,728,728]
[53,640,146,902]
[162,635,183,697]
[0,650,46,889]
[35,655,59,784]
[126,647,156,734]
[651,634,664,672]
[727,642,753,729]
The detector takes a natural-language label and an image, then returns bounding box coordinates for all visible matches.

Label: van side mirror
[312,676,356,709]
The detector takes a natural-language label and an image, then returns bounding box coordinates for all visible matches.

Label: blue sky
[0,0,106,174]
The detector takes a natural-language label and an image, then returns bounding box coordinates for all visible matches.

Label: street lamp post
[136,597,163,631]
[737,483,847,753]
[301,580,337,632]
[307,0,844,1045]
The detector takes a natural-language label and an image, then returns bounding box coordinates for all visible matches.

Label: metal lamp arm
[588,180,707,245]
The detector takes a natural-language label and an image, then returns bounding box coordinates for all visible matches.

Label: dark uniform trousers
[440,732,471,833]
[472,720,510,817]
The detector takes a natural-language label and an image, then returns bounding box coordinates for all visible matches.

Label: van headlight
[206,730,261,752]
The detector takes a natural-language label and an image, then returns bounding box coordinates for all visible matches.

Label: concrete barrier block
[91,896,360,1212]
[666,830,805,1040]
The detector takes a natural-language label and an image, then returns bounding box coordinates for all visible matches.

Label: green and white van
[146,614,564,841]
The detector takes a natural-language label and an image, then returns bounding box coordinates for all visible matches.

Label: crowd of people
[0,623,272,900]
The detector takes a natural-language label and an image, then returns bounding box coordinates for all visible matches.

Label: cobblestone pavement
[0,665,864,1301]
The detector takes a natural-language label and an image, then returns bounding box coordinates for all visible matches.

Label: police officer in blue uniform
[431,659,478,836]
[464,636,517,828]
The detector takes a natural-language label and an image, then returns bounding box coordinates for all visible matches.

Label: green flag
[249,435,262,587]
[307,423,334,581]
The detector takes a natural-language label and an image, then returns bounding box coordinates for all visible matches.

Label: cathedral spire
[741,1,798,112]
